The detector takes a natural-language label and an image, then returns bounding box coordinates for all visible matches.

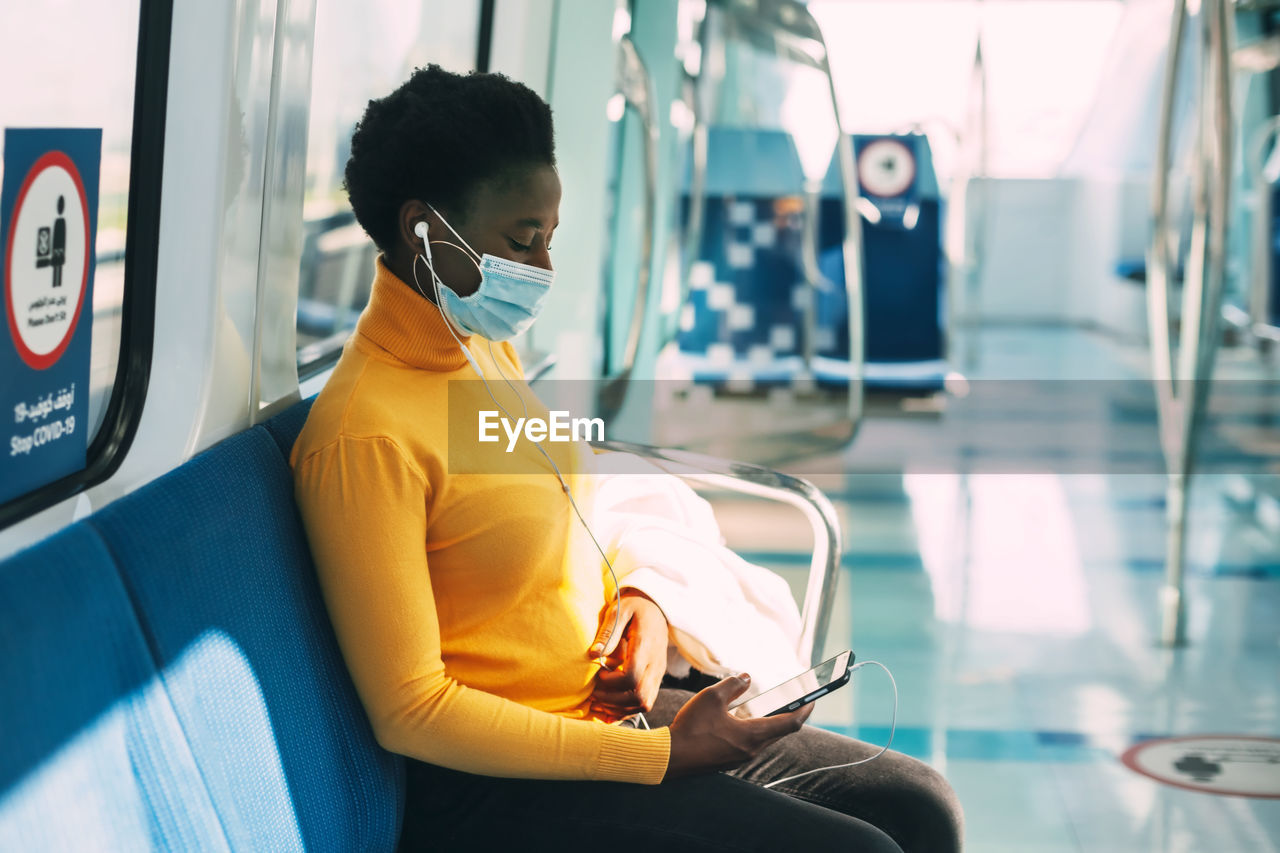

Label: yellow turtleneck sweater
[291,258,670,784]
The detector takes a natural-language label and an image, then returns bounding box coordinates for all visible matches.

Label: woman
[292,65,962,852]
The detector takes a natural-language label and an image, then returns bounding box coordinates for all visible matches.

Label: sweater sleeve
[293,434,670,783]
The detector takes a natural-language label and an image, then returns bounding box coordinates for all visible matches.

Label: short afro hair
[344,64,555,253]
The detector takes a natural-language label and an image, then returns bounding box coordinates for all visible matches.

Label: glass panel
[810,0,978,183]
[654,2,853,461]
[980,1,1124,178]
[297,0,480,371]
[810,0,1124,180]
[0,2,140,474]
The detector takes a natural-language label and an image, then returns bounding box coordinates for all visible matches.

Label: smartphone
[728,651,855,719]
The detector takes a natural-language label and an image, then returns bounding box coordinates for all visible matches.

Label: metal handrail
[591,438,842,667]
[720,0,827,72]
[709,0,866,432]
[799,182,825,372]
[1246,116,1280,330]
[675,8,715,345]
[814,11,866,433]
[679,117,709,327]
[1146,0,1235,646]
[613,35,660,380]
[959,35,988,370]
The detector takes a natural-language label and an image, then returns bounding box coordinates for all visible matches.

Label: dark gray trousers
[398,677,963,852]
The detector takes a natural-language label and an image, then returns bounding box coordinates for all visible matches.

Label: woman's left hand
[588,590,669,719]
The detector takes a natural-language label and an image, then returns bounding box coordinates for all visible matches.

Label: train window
[0,1,168,528]
[811,0,1122,179]
[296,1,484,378]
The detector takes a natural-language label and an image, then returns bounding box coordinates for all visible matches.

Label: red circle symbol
[857,138,916,199]
[4,150,91,370]
[1120,735,1280,799]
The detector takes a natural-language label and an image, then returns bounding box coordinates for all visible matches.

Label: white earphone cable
[411,251,623,671]
[484,337,624,671]
[761,660,897,789]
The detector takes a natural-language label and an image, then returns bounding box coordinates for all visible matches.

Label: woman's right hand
[663,674,812,781]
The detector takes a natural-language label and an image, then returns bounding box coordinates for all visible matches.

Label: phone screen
[728,651,854,719]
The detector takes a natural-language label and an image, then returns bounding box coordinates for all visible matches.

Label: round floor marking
[1121,735,1280,798]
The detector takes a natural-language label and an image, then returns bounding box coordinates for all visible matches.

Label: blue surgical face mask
[418,204,553,341]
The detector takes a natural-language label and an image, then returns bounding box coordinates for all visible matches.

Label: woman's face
[416,164,561,299]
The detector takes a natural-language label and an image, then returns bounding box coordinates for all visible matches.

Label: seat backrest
[261,395,314,458]
[679,127,944,367]
[0,525,230,851]
[89,414,403,852]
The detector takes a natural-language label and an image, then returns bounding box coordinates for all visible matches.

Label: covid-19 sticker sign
[1122,735,1280,799]
[853,135,919,227]
[856,137,916,200]
[1,128,101,505]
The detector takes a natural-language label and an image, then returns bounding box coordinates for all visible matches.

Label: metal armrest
[590,439,842,668]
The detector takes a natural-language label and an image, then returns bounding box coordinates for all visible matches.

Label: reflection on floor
[704,327,1280,853]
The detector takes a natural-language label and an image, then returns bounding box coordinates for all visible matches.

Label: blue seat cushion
[90,426,403,852]
[0,524,228,851]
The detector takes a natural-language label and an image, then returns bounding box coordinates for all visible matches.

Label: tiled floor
[706,327,1280,852]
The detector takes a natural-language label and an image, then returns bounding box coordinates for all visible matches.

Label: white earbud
[414,221,432,262]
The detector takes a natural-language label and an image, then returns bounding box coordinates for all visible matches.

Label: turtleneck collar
[355,255,472,371]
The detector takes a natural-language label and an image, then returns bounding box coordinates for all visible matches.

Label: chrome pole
[1148,0,1185,409]
[677,5,715,340]
[800,180,824,372]
[1148,0,1189,645]
[819,47,866,434]
[963,34,988,373]
[1148,0,1235,647]
[615,35,660,379]
[1246,118,1280,331]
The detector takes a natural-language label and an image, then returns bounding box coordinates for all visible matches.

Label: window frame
[294,0,496,382]
[0,0,171,530]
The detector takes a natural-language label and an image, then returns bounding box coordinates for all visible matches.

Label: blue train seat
[0,525,229,850]
[0,396,841,850]
[678,128,947,391]
[0,398,403,852]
